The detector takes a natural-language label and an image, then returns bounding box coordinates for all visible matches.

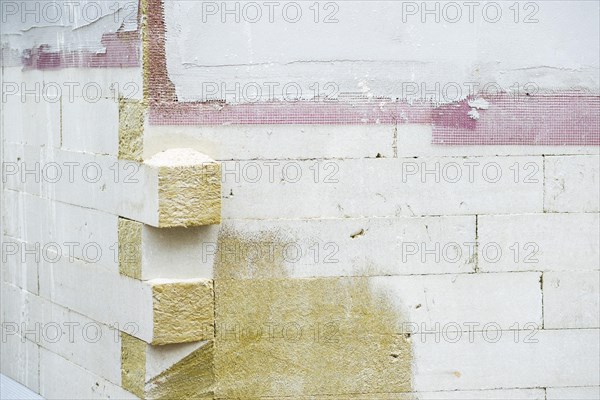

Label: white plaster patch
[145,148,215,167]
[467,108,481,120]
[467,98,490,110]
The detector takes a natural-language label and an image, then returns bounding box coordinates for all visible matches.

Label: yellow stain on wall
[212,226,413,398]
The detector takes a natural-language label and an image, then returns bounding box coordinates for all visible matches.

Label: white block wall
[2,70,599,400]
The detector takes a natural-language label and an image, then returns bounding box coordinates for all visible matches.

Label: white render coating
[1,0,138,64]
[164,1,600,102]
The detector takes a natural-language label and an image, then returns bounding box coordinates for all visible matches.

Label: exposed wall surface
[1,0,599,399]
[163,1,600,102]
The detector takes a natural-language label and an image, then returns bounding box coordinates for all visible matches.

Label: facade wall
[1,0,599,399]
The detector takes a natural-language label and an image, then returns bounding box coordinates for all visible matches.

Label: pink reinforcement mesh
[149,99,433,126]
[432,93,600,145]
[21,32,141,69]
[149,93,599,146]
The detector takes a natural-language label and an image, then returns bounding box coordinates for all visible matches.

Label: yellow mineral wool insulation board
[37,253,214,345]
[3,144,222,227]
[119,98,146,162]
[121,335,214,399]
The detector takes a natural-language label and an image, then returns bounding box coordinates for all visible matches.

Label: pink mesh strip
[432,94,600,145]
[149,99,433,125]
[21,32,141,69]
[149,93,599,146]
